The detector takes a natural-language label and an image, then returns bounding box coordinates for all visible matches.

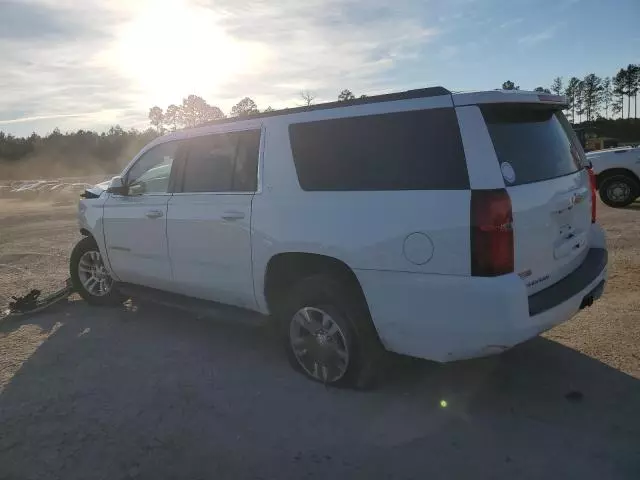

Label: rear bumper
[528,247,607,316]
[355,246,608,363]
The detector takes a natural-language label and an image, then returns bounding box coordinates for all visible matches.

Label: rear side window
[233,130,261,192]
[288,108,469,191]
[180,130,260,193]
[482,105,584,186]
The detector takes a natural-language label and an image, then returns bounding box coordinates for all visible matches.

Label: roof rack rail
[194,86,451,128]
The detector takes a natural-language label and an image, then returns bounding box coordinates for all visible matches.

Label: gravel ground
[0,195,639,479]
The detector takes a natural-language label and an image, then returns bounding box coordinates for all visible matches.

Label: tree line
[0,126,158,179]
[149,64,639,134]
[0,88,366,177]
[148,89,366,132]
[501,63,639,123]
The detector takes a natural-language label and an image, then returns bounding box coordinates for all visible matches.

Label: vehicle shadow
[0,300,638,480]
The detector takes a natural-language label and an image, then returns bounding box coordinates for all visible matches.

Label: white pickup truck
[586,146,640,207]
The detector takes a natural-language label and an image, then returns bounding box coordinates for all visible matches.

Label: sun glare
[111,0,267,107]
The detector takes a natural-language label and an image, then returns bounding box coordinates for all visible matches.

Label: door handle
[145,209,164,219]
[222,211,245,221]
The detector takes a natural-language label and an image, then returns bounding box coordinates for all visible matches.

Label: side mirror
[106,175,128,195]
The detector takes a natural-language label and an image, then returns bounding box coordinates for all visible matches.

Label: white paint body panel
[166,193,256,309]
[586,146,640,177]
[77,89,608,364]
[250,95,471,314]
[455,105,505,189]
[77,194,111,271]
[506,171,592,295]
[357,224,607,361]
[457,104,594,296]
[102,194,173,290]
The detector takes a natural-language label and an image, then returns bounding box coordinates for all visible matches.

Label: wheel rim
[289,307,350,383]
[77,250,113,297]
[607,181,631,203]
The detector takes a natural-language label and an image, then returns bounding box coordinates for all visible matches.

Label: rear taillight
[587,168,597,223]
[471,189,514,277]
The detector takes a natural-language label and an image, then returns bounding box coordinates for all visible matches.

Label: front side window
[127,141,182,195]
[180,130,260,193]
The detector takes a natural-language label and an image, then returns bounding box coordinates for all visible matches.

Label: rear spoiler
[453,90,568,107]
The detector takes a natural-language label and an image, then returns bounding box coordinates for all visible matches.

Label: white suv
[72,88,608,388]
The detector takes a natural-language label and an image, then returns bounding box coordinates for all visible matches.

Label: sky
[1,0,639,137]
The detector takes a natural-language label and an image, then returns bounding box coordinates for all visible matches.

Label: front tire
[599,175,639,208]
[279,274,385,389]
[70,236,122,306]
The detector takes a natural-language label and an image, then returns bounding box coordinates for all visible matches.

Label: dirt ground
[0,192,639,479]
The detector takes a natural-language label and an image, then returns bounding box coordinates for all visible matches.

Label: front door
[166,128,261,309]
[103,139,185,290]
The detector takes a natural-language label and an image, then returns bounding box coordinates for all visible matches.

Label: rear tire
[278,274,385,389]
[70,236,123,306]
[599,175,639,208]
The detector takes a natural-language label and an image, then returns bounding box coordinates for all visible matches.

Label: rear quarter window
[288,108,469,191]
[481,104,584,186]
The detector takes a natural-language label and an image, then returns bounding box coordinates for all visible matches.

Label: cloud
[0,1,70,40]
[0,0,136,134]
[518,26,557,46]
[438,45,460,60]
[0,0,440,134]
[196,0,439,102]
[499,17,523,29]
[0,112,91,124]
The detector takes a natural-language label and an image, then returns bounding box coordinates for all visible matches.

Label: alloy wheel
[289,307,350,383]
[77,250,113,297]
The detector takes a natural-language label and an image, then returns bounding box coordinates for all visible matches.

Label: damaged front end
[80,179,111,199]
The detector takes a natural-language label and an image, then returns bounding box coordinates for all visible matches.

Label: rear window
[288,108,469,191]
[482,104,585,186]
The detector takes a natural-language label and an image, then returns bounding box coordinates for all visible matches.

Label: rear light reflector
[471,189,514,277]
[587,168,597,223]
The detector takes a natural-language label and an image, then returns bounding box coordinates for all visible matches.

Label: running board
[117,283,269,327]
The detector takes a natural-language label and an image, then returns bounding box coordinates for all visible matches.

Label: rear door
[165,128,261,309]
[481,104,591,294]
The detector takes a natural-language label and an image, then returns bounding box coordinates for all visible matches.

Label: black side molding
[528,248,607,316]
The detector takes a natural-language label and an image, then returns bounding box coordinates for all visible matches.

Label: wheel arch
[76,228,118,281]
[263,252,369,317]
[596,168,640,190]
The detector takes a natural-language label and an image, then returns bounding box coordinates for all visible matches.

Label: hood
[81,179,111,199]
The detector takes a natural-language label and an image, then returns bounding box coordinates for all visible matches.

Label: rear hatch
[481,104,592,295]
